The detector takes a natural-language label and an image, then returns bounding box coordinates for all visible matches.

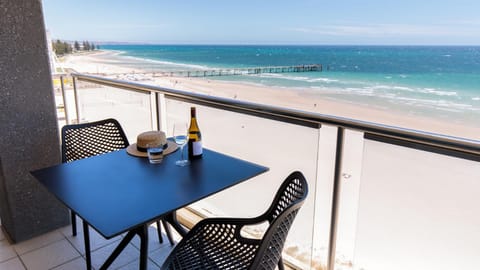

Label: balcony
[4,73,474,270]
[2,2,479,270]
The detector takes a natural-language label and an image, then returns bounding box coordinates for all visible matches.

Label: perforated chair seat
[161,171,308,270]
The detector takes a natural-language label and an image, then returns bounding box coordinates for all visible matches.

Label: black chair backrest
[61,118,129,162]
[250,171,308,270]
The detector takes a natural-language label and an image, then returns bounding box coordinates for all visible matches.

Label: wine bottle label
[192,141,203,156]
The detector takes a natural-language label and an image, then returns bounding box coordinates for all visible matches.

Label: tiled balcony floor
[0,217,179,270]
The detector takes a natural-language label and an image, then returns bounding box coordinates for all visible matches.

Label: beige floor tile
[0,219,179,270]
[91,242,139,270]
[58,224,74,239]
[0,257,26,270]
[57,216,84,238]
[64,226,122,255]
[116,258,160,270]
[60,216,125,256]
[13,230,64,255]
[20,239,80,270]
[50,256,89,270]
[148,245,174,268]
[0,239,17,262]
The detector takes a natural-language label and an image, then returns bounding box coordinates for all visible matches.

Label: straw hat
[126,131,178,157]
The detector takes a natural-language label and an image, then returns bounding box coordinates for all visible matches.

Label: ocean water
[100,45,480,127]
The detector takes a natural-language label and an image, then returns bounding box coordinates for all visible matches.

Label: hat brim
[126,140,178,158]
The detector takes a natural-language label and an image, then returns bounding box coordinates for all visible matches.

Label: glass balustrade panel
[349,138,480,270]
[164,99,337,269]
[74,80,153,141]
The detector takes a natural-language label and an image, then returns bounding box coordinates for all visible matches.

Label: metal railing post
[158,93,167,132]
[150,92,159,131]
[327,127,345,270]
[151,92,167,132]
[60,75,69,124]
[72,76,80,123]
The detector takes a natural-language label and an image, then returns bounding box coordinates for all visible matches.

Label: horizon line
[94,42,480,47]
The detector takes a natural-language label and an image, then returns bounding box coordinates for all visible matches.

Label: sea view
[53,44,480,270]
[99,45,480,128]
[2,1,479,270]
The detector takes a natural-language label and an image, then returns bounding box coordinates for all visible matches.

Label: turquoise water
[100,45,480,126]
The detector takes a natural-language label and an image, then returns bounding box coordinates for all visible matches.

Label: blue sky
[42,0,480,45]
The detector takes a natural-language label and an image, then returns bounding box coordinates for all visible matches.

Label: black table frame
[32,148,268,270]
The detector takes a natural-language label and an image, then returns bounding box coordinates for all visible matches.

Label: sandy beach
[61,50,480,141]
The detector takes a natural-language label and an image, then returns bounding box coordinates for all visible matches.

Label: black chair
[160,171,308,270]
[61,118,175,269]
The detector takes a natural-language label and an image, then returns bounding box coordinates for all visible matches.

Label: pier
[154,64,322,77]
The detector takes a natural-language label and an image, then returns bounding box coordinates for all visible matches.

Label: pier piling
[157,64,321,78]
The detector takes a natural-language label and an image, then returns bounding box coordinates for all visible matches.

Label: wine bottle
[188,107,202,159]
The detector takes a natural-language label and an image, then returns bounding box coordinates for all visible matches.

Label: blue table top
[32,148,268,238]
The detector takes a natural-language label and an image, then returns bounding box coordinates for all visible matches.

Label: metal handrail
[72,72,480,157]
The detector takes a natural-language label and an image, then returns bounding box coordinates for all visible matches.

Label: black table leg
[71,211,77,236]
[99,229,137,270]
[161,220,175,245]
[98,225,149,270]
[138,225,149,270]
[156,220,163,244]
[83,221,91,270]
[164,212,188,236]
